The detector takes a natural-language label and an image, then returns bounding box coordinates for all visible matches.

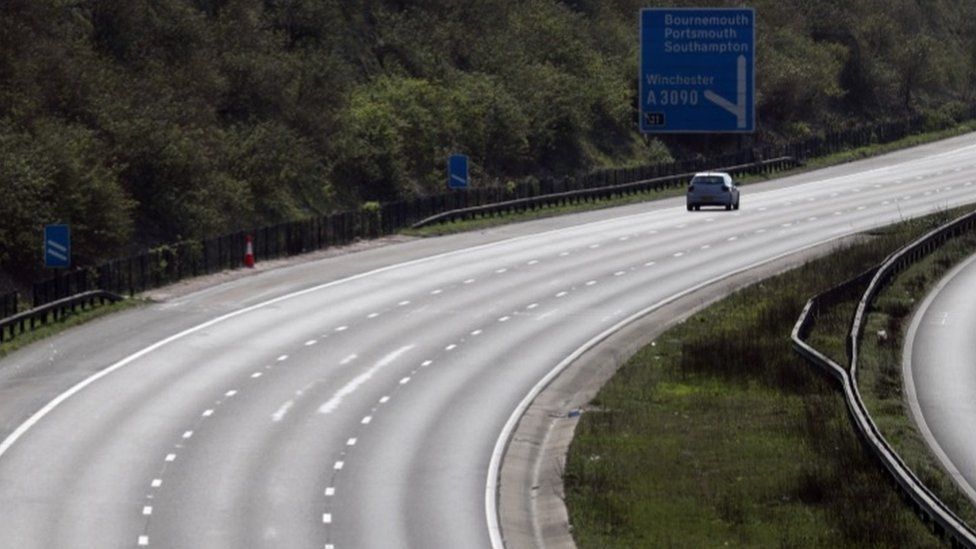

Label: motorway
[2,133,976,549]
[905,249,976,506]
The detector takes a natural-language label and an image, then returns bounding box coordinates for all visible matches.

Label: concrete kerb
[496,235,863,548]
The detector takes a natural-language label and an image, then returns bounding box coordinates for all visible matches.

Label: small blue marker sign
[44,224,71,269]
[448,154,469,189]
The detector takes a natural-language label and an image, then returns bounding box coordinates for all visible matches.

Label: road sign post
[448,154,469,190]
[639,8,755,133]
[44,224,71,269]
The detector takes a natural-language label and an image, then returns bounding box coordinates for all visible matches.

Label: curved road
[2,134,976,549]
[905,251,976,505]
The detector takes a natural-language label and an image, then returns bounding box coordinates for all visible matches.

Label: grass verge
[0,298,143,359]
[858,229,976,527]
[564,207,974,548]
[405,121,976,238]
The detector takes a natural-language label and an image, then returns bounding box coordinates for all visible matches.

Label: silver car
[686,172,740,211]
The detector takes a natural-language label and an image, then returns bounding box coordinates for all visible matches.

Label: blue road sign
[640,8,755,133]
[448,154,469,189]
[44,224,70,269]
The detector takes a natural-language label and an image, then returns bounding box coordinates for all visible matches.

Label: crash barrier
[793,210,976,549]
[0,290,123,344]
[411,156,796,228]
[11,110,970,322]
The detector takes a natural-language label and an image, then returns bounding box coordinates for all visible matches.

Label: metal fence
[11,109,972,317]
[793,211,976,549]
[1,292,17,320]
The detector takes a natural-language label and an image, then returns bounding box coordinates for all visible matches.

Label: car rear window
[692,176,725,185]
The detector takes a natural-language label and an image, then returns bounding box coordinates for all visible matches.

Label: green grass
[857,230,976,528]
[564,208,975,548]
[0,298,143,358]
[405,121,976,238]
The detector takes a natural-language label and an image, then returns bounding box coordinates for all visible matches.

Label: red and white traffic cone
[244,235,256,268]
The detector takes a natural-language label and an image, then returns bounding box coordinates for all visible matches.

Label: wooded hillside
[2,0,975,285]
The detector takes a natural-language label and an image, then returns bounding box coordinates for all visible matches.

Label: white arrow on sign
[704,55,747,129]
[451,174,467,185]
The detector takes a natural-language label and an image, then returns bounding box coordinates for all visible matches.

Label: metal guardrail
[793,210,976,549]
[411,156,798,228]
[0,290,123,344]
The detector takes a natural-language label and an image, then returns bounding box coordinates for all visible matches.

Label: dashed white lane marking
[528,259,540,265]
[367,312,380,319]
[251,372,262,379]
[807,217,818,222]
[165,454,176,462]
[305,339,317,346]
[421,360,433,367]
[645,261,656,267]
[334,461,344,470]
[347,438,357,446]
[225,390,237,397]
[536,309,559,321]
[361,416,372,425]
[758,207,767,211]
[143,506,152,516]
[151,479,162,488]
[614,271,626,276]
[526,304,539,310]
[498,316,511,322]
[138,535,149,546]
[319,346,414,414]
[430,289,443,295]
[272,401,294,422]
[619,236,629,241]
[340,354,358,365]
[326,544,335,549]
[673,252,684,257]
[701,245,711,250]
[831,193,839,197]
[323,513,332,524]
[585,281,597,286]
[277,355,289,362]
[400,377,411,385]
[883,200,891,205]
[335,326,348,332]
[398,300,410,306]
[182,431,193,439]
[446,343,458,350]
[495,268,508,274]
[756,229,767,234]
[325,487,335,496]
[464,278,476,284]
[379,396,390,404]
[727,236,738,242]
[781,223,792,228]
[834,211,842,216]
[471,329,484,335]
[588,244,600,249]
[202,409,214,417]
[857,205,867,210]
[556,291,568,298]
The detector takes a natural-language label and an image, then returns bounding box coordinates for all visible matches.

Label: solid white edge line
[484,232,899,549]
[902,252,976,504]
[0,207,664,463]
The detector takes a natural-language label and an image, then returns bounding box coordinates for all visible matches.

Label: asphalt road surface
[3,133,976,549]
[905,250,976,506]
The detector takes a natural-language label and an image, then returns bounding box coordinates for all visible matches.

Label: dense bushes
[2,0,976,285]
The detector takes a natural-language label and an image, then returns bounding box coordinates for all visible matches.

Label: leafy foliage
[2,0,976,285]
